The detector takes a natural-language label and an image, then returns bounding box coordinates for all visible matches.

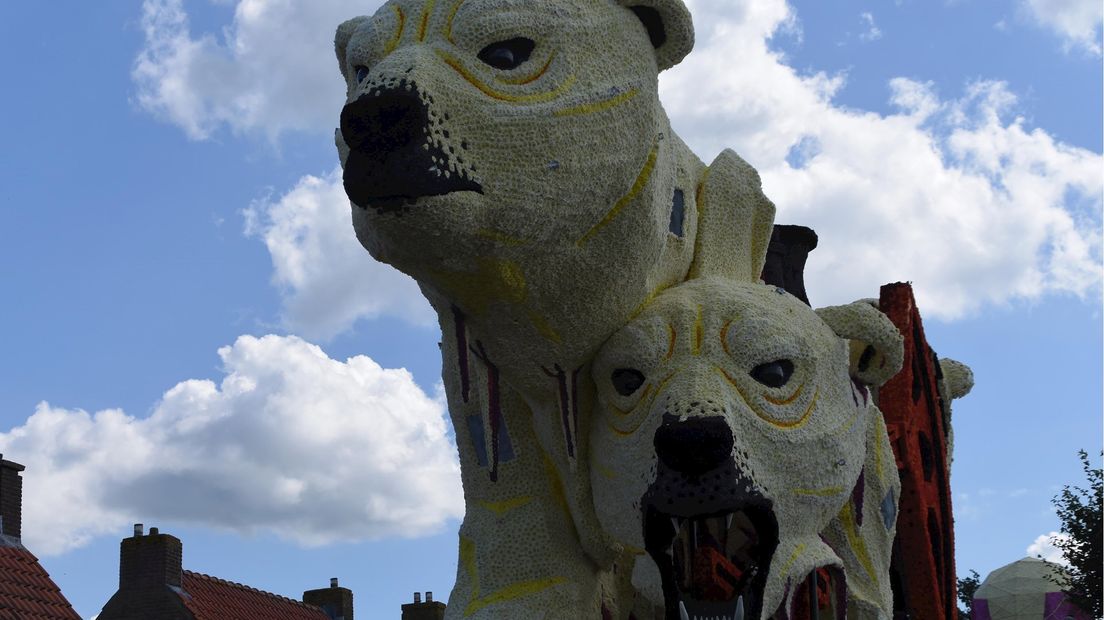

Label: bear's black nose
[653,415,734,476]
[340,87,426,156]
[339,84,481,210]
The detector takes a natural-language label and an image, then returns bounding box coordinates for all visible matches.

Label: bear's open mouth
[347,186,483,213]
[644,504,778,620]
[342,144,483,213]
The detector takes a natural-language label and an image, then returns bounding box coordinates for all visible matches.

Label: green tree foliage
[1045,450,1102,618]
[957,569,980,619]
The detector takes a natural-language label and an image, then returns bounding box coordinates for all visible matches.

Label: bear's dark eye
[750,360,794,388]
[478,38,535,70]
[354,65,370,83]
[611,368,646,396]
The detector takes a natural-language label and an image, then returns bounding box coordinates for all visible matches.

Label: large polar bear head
[589,278,905,619]
[334,0,719,379]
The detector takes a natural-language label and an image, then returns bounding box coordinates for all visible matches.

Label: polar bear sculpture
[334,1,775,617]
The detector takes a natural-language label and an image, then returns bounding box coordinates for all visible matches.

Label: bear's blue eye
[354,65,370,83]
[750,360,794,388]
[478,38,535,70]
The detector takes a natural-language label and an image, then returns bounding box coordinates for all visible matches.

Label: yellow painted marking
[628,282,672,321]
[497,52,555,86]
[692,304,704,355]
[665,324,677,360]
[541,449,572,521]
[433,256,556,342]
[444,0,465,43]
[685,169,711,280]
[874,433,884,480]
[417,0,436,41]
[596,464,618,480]
[764,382,805,405]
[873,415,886,480]
[577,142,659,246]
[839,397,865,432]
[477,495,533,516]
[823,396,866,438]
[476,228,530,246]
[553,88,639,117]
[787,387,819,429]
[432,257,527,317]
[464,576,569,617]
[654,371,678,400]
[718,368,819,430]
[526,309,562,344]
[607,371,674,437]
[792,486,845,497]
[720,319,734,356]
[606,418,643,437]
[384,5,406,56]
[611,385,651,417]
[780,542,806,578]
[460,535,479,594]
[437,50,577,103]
[839,501,878,584]
[609,381,657,434]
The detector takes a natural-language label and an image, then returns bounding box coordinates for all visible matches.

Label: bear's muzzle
[340,83,481,211]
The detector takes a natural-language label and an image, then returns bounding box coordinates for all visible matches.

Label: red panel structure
[877,283,958,620]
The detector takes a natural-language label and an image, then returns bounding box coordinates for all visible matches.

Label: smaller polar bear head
[589,277,903,620]
[334,0,695,278]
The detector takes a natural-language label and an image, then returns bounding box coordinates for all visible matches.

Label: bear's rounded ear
[938,358,974,401]
[618,0,695,71]
[816,301,904,388]
[335,16,369,79]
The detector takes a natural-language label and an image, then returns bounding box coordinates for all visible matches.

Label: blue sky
[1,1,1100,618]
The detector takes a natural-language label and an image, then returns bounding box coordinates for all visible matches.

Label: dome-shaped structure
[972,557,1090,620]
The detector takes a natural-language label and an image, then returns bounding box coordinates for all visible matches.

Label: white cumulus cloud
[134,0,1102,330]
[244,169,433,340]
[665,0,1102,318]
[132,0,380,140]
[0,335,463,556]
[1021,0,1103,55]
[1027,531,1071,566]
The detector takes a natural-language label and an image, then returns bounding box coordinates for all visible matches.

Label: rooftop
[0,546,81,620]
[177,570,332,620]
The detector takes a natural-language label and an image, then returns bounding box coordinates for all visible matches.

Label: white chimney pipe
[134,523,144,537]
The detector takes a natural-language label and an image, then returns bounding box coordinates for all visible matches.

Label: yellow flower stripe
[383,5,405,56]
[577,142,658,246]
[463,576,569,617]
[417,0,436,41]
[477,495,533,516]
[436,50,577,103]
[553,88,639,117]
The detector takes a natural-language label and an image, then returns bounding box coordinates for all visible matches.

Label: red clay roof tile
[179,571,331,620]
[0,547,81,620]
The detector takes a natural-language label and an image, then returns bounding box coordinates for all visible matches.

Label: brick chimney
[0,455,25,542]
[118,524,183,590]
[760,224,818,306]
[303,577,354,620]
[401,591,445,620]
